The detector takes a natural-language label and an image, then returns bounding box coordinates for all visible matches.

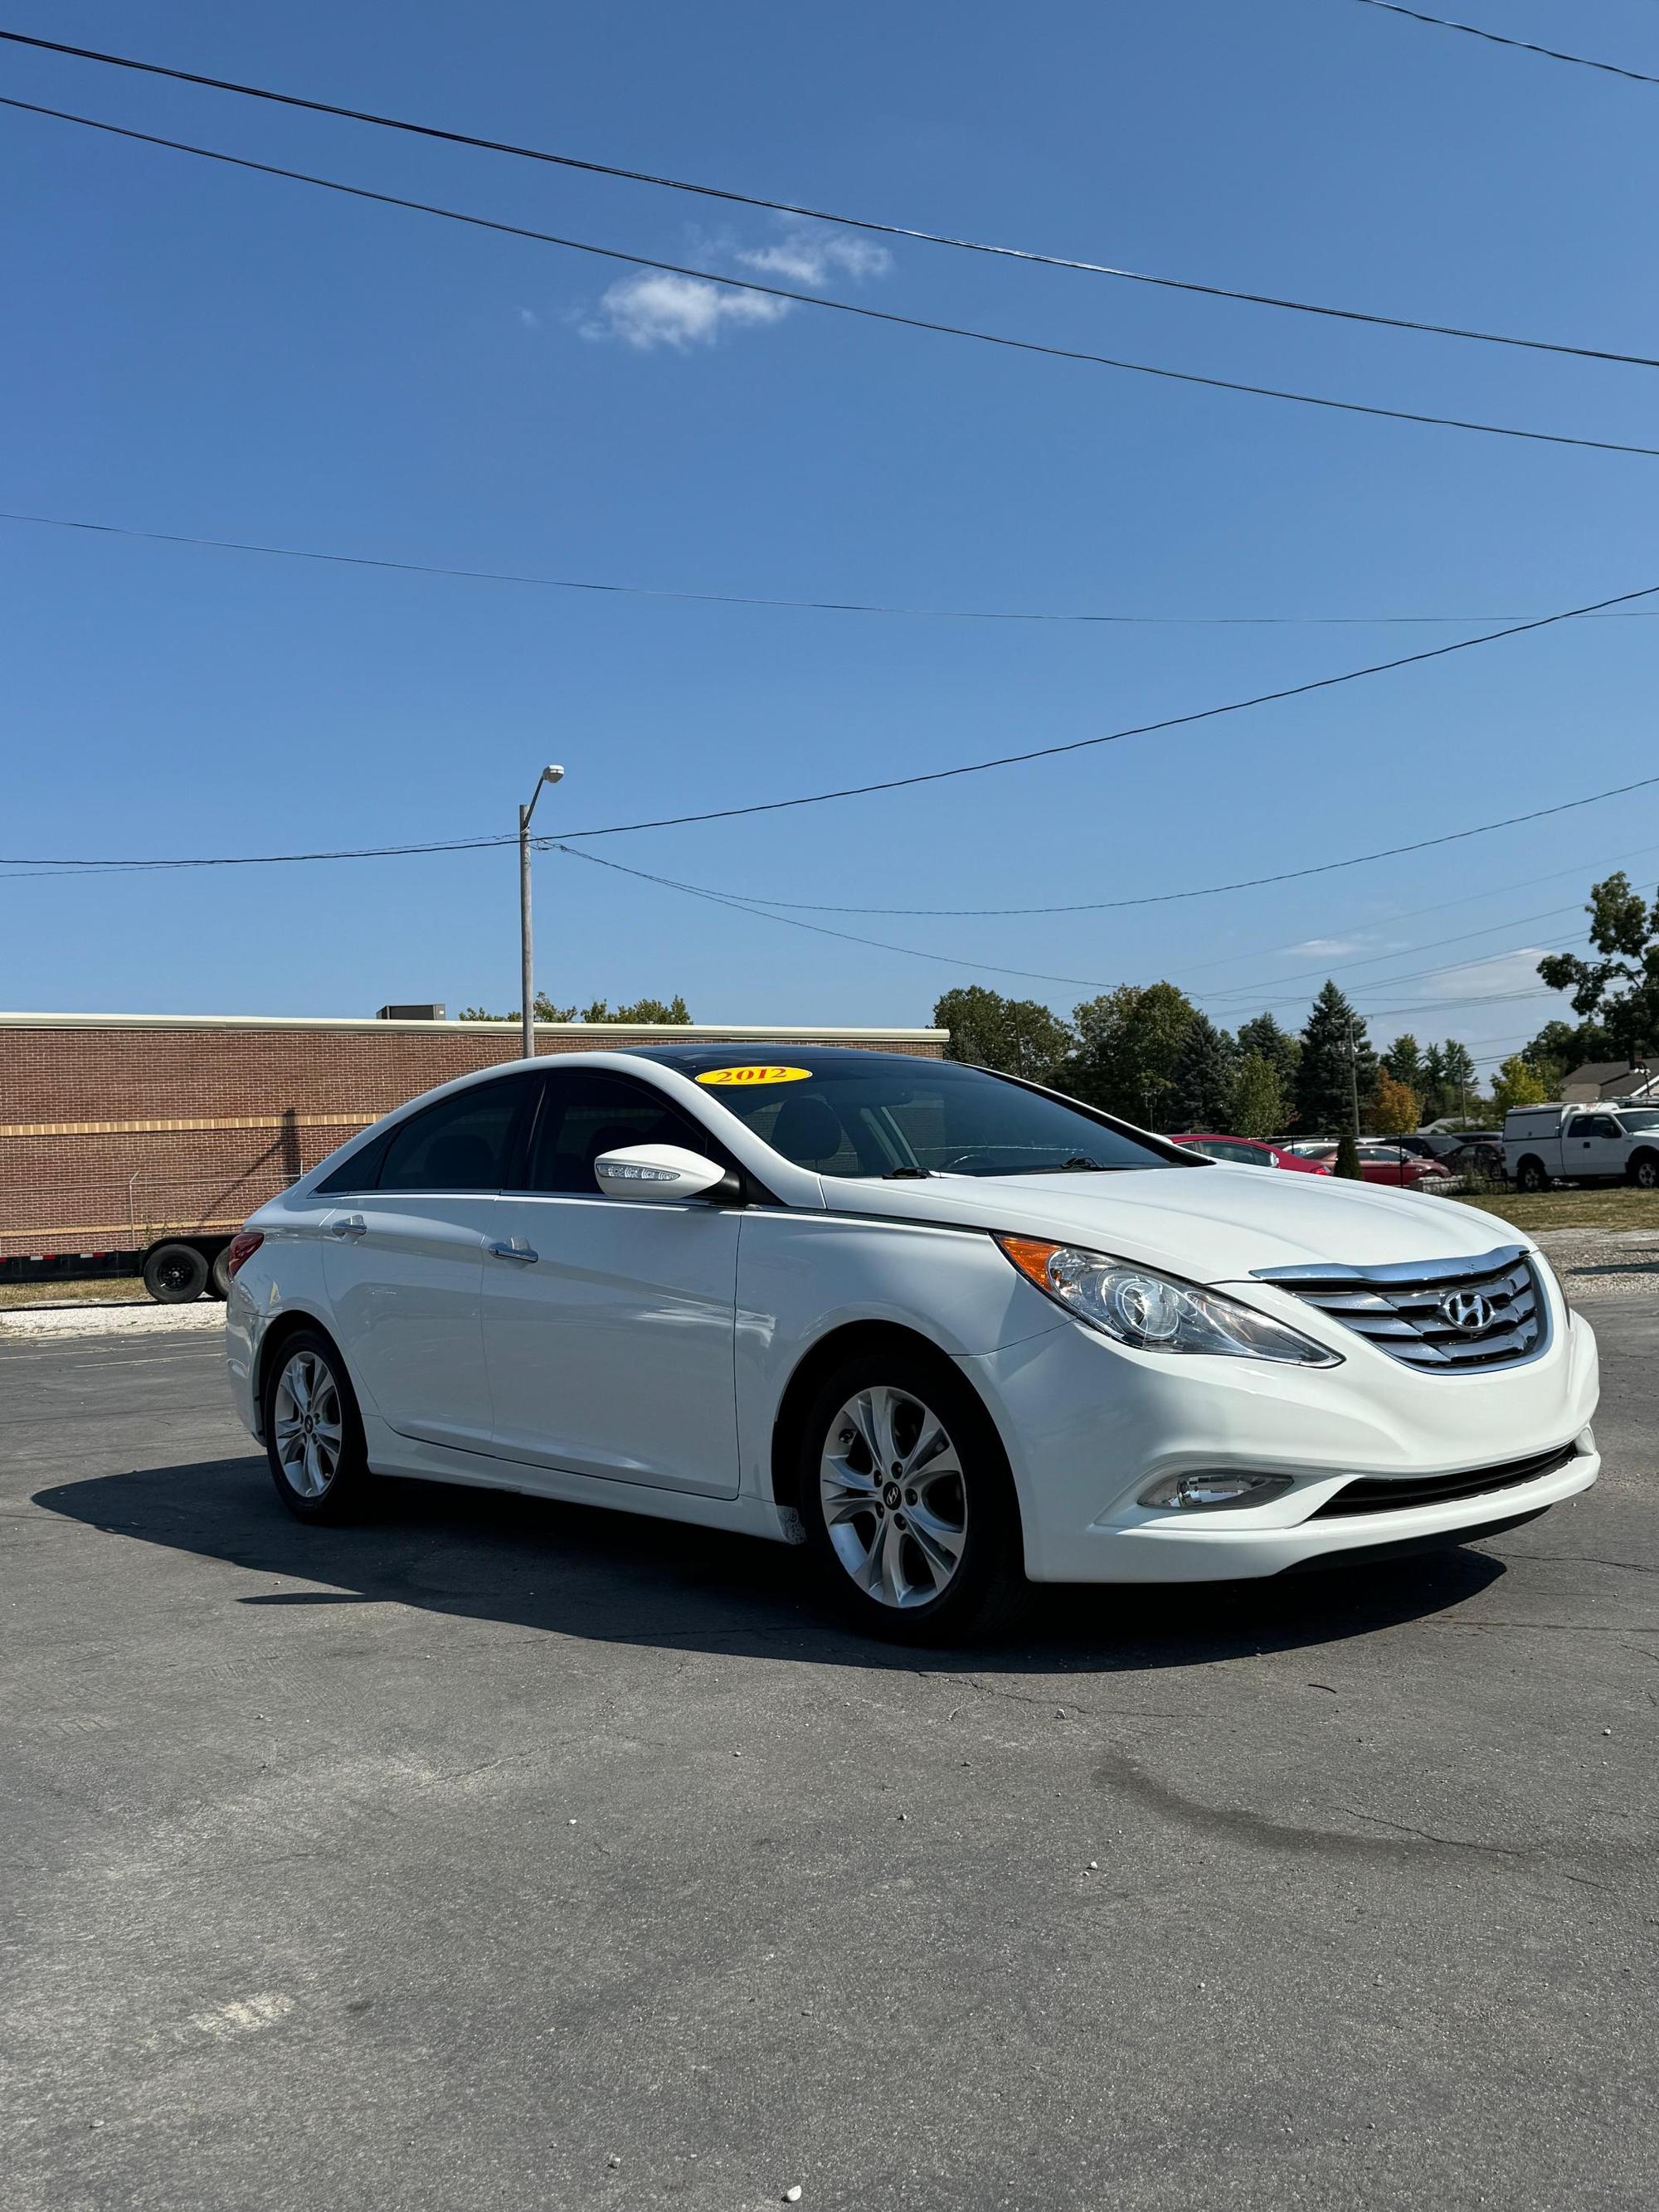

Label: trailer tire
[207,1247,232,1300]
[1515,1156,1550,1195]
[143,1242,208,1303]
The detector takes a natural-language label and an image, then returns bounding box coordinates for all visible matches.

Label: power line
[1175,838,1659,983]
[5,755,1658,896]
[2,25,1655,374]
[552,843,1117,991]
[560,779,1659,911]
[7,95,1659,467]
[553,841,1574,1016]
[12,505,1659,634]
[1350,0,1659,89]
[16,506,1659,631]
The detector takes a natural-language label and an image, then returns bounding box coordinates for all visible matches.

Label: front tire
[262,1329,372,1522]
[1627,1150,1659,1192]
[794,1348,1028,1644]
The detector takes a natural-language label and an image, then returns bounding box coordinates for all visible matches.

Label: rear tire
[261,1328,373,1523]
[794,1346,1029,1646]
[1515,1157,1550,1195]
[143,1242,208,1303]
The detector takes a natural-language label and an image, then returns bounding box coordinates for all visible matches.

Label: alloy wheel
[273,1349,345,1500]
[819,1385,968,1610]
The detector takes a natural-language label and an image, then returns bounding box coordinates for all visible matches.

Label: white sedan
[226,1047,1600,1641]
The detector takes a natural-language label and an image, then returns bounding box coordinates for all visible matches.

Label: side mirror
[592,1144,732,1203]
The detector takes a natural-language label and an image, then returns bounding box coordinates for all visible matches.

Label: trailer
[0,1169,294,1300]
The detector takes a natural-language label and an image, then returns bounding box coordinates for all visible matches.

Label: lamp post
[518,766,565,1061]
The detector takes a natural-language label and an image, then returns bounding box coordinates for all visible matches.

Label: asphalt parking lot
[3,1307,1656,2212]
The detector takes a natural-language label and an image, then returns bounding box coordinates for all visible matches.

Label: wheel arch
[766,1318,1005,1517]
[251,1305,352,1428]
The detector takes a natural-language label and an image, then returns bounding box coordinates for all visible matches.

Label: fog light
[1139,1471,1296,1512]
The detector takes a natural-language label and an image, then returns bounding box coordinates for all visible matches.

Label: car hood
[830,1163,1526,1285]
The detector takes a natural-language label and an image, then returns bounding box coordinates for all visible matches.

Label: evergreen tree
[1170,1013,1238,1130]
[1382,1033,1425,1096]
[933,986,1074,1084]
[1295,981,1375,1135]
[1232,1052,1288,1138]
[1435,1040,1479,1121]
[1236,1014,1301,1095]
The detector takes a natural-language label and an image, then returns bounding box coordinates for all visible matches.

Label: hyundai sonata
[225,1047,1599,1641]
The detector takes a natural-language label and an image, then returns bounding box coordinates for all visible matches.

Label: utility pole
[1346,1018,1362,1141]
[518,766,565,1061]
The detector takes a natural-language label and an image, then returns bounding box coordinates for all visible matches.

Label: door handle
[328,1214,367,1239]
[488,1239,538,1263]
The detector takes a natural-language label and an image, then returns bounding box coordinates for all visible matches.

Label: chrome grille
[1253,1245,1546,1371]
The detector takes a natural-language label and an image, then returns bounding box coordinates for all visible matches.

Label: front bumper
[956,1281,1601,1584]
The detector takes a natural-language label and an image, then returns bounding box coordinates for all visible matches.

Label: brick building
[0,1011,947,1262]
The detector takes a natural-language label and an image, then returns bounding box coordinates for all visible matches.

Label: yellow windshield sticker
[696,1064,813,1088]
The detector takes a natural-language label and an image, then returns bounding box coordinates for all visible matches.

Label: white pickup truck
[1504,1103,1659,1193]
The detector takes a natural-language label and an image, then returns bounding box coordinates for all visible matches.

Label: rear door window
[377,1078,530,1194]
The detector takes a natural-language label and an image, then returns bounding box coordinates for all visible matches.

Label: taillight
[226,1229,265,1278]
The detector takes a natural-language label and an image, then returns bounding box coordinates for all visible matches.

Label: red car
[1170,1134,1332,1174]
[1303,1141,1456,1191]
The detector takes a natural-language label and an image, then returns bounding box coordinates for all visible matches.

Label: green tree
[460,994,692,1024]
[1538,873,1659,1060]
[1232,1052,1288,1139]
[1435,1040,1479,1121]
[1525,1014,1615,1073]
[578,996,692,1023]
[1382,1033,1425,1095]
[1334,1130,1363,1179]
[1489,1054,1550,1119]
[1236,1013,1301,1111]
[1371,1069,1421,1135]
[1295,982,1375,1135]
[1169,1013,1238,1130]
[1066,982,1196,1127]
[933,987,1074,1083]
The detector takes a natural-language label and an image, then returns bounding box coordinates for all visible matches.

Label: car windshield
[627,1049,1182,1179]
[1617,1110,1659,1131]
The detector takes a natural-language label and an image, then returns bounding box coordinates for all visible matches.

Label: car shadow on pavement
[34,1450,1506,1676]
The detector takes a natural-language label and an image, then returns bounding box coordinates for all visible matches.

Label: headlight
[995,1237,1340,1366]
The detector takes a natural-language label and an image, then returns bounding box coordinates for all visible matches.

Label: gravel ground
[1,1305,1655,2211]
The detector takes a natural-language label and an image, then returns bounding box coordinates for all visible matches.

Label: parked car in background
[1440,1135,1507,1185]
[1410,1129,1500,1162]
[1305,1142,1458,1192]
[1170,1134,1331,1174]
[1504,1104,1659,1193]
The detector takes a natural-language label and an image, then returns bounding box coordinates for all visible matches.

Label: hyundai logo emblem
[1438,1289,1498,1334]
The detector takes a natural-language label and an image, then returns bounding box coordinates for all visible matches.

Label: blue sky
[4,0,1657,1067]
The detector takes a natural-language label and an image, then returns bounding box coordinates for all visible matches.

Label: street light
[519,765,565,1061]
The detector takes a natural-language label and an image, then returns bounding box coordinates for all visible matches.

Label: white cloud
[1287,937,1370,959]
[573,222,891,353]
[577,270,792,352]
[518,307,541,328]
[735,224,893,288]
[1416,948,1558,1003]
